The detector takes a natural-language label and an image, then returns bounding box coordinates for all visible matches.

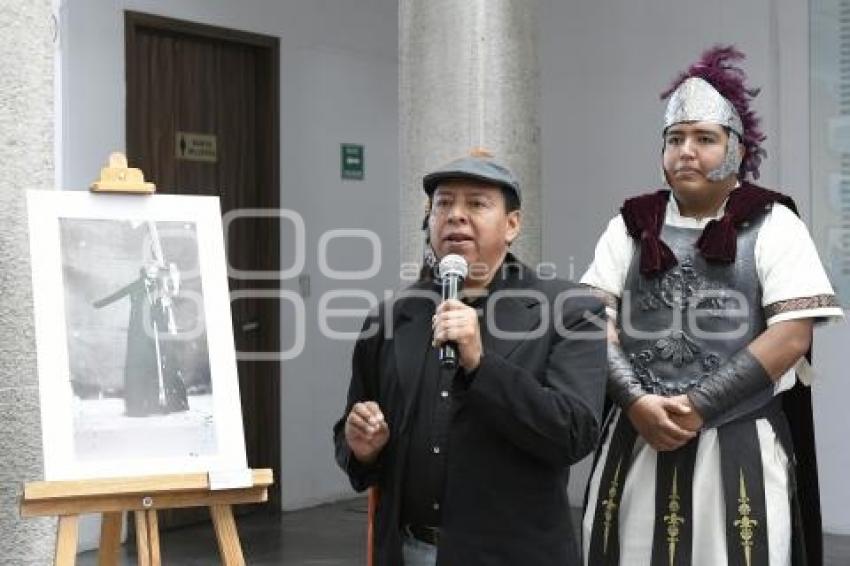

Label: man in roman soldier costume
[581,46,844,566]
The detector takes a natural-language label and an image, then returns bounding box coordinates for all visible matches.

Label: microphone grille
[438,254,468,279]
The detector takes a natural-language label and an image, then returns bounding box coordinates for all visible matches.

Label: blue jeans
[402,529,438,566]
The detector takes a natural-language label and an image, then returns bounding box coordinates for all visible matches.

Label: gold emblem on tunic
[733,468,759,566]
[601,458,623,554]
[663,467,685,566]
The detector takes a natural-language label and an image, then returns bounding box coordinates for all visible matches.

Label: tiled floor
[79,498,850,565]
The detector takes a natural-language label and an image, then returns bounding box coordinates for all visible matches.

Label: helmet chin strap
[706,132,743,181]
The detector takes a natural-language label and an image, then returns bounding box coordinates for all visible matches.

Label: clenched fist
[432,299,483,371]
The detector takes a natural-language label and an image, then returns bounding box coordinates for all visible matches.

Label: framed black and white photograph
[27,190,246,480]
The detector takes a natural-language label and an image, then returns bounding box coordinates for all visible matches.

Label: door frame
[124,10,282,512]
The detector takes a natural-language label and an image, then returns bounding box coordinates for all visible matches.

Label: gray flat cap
[422,151,521,206]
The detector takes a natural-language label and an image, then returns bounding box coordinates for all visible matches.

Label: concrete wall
[540,0,850,534]
[0,1,60,562]
[59,0,399,548]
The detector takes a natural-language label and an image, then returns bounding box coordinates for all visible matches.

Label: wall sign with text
[341,143,364,180]
[176,132,218,163]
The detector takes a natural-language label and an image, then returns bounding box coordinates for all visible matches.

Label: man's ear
[505,210,521,245]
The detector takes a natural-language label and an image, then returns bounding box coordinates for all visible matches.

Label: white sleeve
[755,203,844,326]
[579,214,635,314]
[755,203,845,388]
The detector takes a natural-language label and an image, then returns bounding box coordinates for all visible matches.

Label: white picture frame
[27,190,247,481]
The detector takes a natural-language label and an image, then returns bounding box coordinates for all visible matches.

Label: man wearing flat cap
[334,150,608,565]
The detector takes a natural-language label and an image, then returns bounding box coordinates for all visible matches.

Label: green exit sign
[341,143,364,180]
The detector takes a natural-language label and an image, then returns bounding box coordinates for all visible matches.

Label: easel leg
[98,512,122,566]
[133,510,162,566]
[146,510,161,566]
[210,505,245,566]
[55,515,79,566]
[134,510,151,566]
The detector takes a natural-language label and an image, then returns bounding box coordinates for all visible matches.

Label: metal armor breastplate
[619,212,768,397]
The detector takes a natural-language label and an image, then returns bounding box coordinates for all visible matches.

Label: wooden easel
[19,153,274,564]
[21,469,274,565]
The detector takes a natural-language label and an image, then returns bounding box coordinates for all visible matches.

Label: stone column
[400,0,541,269]
[0,1,57,562]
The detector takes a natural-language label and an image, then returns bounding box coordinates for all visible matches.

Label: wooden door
[125,11,281,527]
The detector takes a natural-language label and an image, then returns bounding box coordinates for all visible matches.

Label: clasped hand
[626,394,704,452]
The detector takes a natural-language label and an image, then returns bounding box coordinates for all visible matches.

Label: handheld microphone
[437,254,469,369]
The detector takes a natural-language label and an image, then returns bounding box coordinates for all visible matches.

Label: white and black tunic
[581,194,843,566]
